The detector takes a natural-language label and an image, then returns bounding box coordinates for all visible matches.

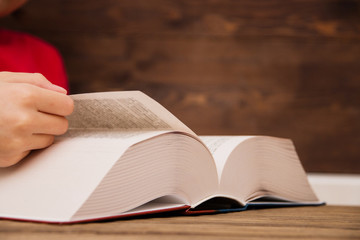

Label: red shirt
[0,29,68,91]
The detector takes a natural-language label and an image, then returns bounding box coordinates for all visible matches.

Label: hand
[0,71,74,167]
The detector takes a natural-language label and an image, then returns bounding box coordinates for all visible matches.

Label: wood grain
[0,0,359,173]
[0,206,359,240]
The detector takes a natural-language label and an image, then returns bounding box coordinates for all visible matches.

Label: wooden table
[1,206,359,240]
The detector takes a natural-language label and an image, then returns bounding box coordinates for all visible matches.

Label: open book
[0,91,321,223]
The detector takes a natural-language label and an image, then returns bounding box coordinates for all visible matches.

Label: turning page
[67,91,195,136]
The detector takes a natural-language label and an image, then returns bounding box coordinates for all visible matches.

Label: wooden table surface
[1,205,359,240]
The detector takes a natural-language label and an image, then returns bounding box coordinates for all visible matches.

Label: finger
[34,87,74,116]
[0,72,67,94]
[0,151,30,168]
[32,112,69,135]
[26,134,55,151]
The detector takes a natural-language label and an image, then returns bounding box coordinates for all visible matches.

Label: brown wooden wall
[1,0,359,173]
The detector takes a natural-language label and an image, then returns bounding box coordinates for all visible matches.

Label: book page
[216,136,320,204]
[199,136,253,179]
[0,137,128,222]
[71,132,219,221]
[66,91,195,137]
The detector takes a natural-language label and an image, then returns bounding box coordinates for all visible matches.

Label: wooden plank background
[1,0,359,173]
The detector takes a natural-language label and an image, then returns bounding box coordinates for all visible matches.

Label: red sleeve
[0,29,69,91]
